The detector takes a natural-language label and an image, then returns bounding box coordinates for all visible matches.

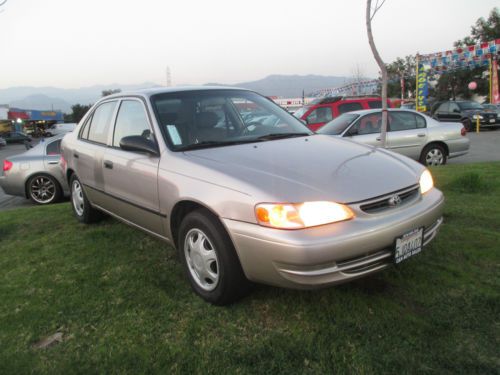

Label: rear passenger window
[389,112,420,131]
[87,101,117,144]
[367,101,382,109]
[113,100,151,147]
[415,114,426,128]
[46,139,61,155]
[338,102,363,114]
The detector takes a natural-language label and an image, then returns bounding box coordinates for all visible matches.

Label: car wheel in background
[27,174,61,205]
[178,208,250,305]
[70,174,103,223]
[420,144,447,166]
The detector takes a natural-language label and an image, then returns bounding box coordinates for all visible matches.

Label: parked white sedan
[317,109,470,166]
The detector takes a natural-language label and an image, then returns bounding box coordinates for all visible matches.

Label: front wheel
[420,144,447,166]
[70,174,103,223]
[178,209,250,305]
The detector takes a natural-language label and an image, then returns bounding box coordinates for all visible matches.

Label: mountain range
[0,74,356,113]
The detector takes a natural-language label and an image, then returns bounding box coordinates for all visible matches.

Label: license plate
[489,119,495,123]
[394,227,423,264]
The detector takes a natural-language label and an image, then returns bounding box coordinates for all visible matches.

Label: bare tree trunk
[366,0,388,148]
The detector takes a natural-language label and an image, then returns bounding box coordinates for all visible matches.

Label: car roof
[103,86,251,100]
[339,108,426,116]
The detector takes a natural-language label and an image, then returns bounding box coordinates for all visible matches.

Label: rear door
[102,98,162,235]
[343,112,382,147]
[386,111,427,159]
[74,100,118,207]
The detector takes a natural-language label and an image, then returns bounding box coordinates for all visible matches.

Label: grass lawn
[0,162,499,374]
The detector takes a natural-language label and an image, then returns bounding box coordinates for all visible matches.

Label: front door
[102,99,162,235]
[343,112,383,147]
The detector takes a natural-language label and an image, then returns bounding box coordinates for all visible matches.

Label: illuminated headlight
[472,114,483,120]
[419,169,434,194]
[255,201,354,229]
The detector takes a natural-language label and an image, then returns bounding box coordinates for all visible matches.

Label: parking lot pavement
[0,141,39,211]
[448,130,500,164]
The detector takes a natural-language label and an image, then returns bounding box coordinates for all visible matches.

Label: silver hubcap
[30,176,56,204]
[72,180,85,216]
[184,228,219,291]
[426,149,444,166]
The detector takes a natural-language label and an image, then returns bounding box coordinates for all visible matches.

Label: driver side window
[113,100,152,148]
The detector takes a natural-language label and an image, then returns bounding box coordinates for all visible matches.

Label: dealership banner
[416,62,428,112]
[492,59,499,104]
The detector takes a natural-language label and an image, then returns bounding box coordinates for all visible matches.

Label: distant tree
[101,89,121,97]
[454,7,500,47]
[366,0,388,147]
[66,104,92,123]
[386,55,416,99]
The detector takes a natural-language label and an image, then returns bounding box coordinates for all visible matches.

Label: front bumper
[223,188,444,289]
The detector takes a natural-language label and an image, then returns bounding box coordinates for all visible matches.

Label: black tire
[420,143,447,166]
[178,208,250,305]
[462,118,473,132]
[27,174,61,205]
[69,174,103,223]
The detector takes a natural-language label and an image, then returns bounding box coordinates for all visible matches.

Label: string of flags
[419,39,500,74]
[312,79,379,97]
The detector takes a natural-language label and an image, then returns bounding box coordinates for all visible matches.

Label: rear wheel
[70,174,103,223]
[27,174,61,205]
[178,209,250,305]
[420,144,447,166]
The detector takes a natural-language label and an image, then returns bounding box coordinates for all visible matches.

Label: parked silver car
[317,109,470,166]
[0,136,6,147]
[0,135,69,204]
[61,87,444,304]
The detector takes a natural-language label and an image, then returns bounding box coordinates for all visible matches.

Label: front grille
[360,185,419,214]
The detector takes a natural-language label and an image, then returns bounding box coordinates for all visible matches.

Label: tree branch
[370,0,386,20]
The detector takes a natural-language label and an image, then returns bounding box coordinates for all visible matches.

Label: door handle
[104,160,113,169]
[73,153,79,159]
[376,137,381,141]
[417,133,426,137]
[48,161,59,165]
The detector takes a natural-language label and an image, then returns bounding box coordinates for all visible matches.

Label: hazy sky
[0,0,498,89]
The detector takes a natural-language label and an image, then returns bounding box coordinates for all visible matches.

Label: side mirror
[120,135,159,156]
[300,119,307,125]
[453,108,460,113]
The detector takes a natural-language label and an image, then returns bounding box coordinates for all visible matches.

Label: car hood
[182,135,423,203]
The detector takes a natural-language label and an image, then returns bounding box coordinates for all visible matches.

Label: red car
[294,96,393,131]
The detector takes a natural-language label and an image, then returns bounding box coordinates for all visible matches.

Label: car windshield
[458,101,483,110]
[151,90,313,151]
[316,113,360,135]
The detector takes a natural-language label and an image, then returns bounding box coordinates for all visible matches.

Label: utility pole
[166,66,172,87]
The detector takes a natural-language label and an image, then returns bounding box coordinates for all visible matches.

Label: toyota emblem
[388,194,402,206]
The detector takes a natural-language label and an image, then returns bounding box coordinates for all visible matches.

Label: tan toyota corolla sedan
[61,87,444,304]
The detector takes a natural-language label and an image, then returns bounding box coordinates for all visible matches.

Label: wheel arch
[170,200,223,249]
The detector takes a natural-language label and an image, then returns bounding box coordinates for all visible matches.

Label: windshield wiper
[256,132,311,141]
[177,139,263,151]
